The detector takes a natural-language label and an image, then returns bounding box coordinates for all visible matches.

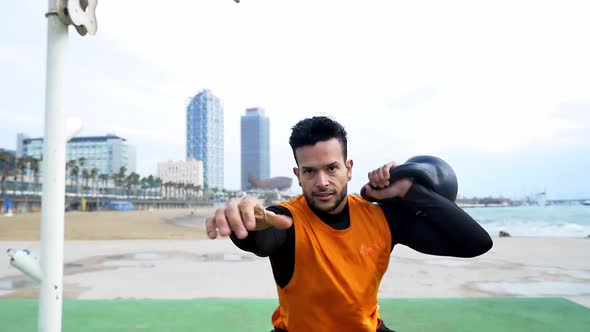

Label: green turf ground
[1,297,588,331]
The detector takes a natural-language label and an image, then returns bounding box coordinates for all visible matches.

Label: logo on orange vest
[359,240,385,257]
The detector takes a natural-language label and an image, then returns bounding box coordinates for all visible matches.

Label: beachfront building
[157,158,204,188]
[240,107,270,190]
[186,89,224,190]
[17,133,136,175]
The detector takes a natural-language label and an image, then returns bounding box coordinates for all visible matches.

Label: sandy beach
[0,208,217,241]
[1,209,589,308]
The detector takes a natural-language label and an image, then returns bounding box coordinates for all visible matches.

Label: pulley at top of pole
[54,0,97,36]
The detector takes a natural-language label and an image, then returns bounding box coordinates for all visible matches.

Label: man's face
[293,138,353,214]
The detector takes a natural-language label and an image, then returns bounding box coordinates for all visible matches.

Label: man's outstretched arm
[206,196,293,257]
[229,206,293,257]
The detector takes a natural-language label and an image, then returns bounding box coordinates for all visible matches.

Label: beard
[304,186,348,214]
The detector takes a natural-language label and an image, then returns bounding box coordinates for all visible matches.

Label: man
[206,116,493,332]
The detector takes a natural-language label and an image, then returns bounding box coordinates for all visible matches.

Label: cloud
[0,111,43,127]
[2,0,590,197]
[0,47,36,67]
[107,126,184,147]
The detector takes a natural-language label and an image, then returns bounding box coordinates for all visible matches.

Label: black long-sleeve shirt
[231,183,493,288]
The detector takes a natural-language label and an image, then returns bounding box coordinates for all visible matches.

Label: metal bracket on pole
[7,249,42,283]
[56,0,98,36]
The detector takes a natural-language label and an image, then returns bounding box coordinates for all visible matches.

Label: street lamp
[7,1,97,331]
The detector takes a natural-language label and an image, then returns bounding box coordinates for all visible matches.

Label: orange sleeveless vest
[271,195,392,331]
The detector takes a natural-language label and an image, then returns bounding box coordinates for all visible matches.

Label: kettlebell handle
[360,156,458,202]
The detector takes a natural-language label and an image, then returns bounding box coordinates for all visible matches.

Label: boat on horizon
[536,191,548,206]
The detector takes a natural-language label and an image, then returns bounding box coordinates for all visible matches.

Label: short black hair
[289,116,348,164]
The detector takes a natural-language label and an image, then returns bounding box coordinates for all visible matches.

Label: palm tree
[195,185,203,199]
[77,158,87,195]
[12,157,29,194]
[68,162,80,196]
[116,166,127,186]
[16,157,27,181]
[185,183,193,199]
[112,167,127,196]
[90,167,98,185]
[179,182,184,199]
[98,173,109,203]
[177,182,186,200]
[155,177,162,199]
[90,168,99,194]
[123,172,138,198]
[0,150,15,197]
[160,181,166,199]
[190,184,199,199]
[140,177,148,199]
[66,160,77,187]
[211,187,219,200]
[29,156,41,192]
[97,173,109,211]
[164,181,174,199]
[98,173,109,189]
[145,175,155,199]
[77,157,87,170]
[81,169,90,195]
[111,173,120,195]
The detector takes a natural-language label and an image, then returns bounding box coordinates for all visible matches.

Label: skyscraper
[186,89,224,189]
[241,107,270,190]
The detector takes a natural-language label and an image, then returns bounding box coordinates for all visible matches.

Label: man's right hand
[206,195,293,240]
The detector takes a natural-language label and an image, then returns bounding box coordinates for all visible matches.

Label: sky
[1,0,589,200]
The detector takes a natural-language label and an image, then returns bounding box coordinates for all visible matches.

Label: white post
[39,0,68,330]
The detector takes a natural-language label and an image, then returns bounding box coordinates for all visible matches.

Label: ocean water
[463,205,590,237]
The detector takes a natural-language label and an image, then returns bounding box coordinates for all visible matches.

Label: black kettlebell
[361,155,458,202]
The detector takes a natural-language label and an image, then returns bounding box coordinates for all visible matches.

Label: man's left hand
[363,162,413,200]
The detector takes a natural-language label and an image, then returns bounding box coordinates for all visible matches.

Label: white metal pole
[39,0,68,330]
